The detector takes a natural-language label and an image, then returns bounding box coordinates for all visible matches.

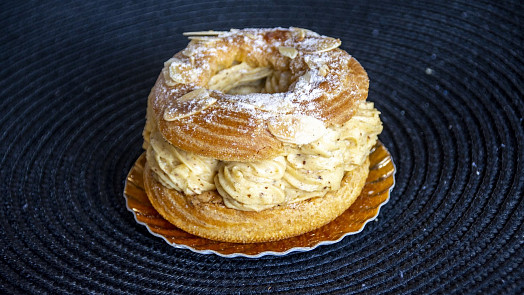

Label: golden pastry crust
[143,157,369,243]
[149,28,369,162]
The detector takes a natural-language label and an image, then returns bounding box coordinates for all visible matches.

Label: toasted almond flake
[291,27,306,41]
[179,88,210,102]
[278,46,298,59]
[163,57,178,68]
[301,37,342,53]
[319,64,329,77]
[163,89,217,121]
[187,36,220,42]
[181,47,195,57]
[183,30,227,36]
[166,58,200,84]
[301,71,312,83]
[245,33,257,39]
[162,68,177,86]
[268,115,327,145]
[238,93,295,113]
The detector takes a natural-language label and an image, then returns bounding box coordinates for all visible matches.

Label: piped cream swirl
[146,130,218,195]
[215,157,287,211]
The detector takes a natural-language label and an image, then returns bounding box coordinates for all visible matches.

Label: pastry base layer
[143,157,369,243]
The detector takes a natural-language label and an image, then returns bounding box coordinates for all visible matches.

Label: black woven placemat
[1,0,522,294]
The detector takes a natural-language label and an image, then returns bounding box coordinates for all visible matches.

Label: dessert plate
[124,141,395,258]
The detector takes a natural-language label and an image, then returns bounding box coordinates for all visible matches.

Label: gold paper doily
[124,142,395,258]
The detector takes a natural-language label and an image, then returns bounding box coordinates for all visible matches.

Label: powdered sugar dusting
[167,27,352,134]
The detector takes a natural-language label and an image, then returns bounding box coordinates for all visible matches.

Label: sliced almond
[183,30,227,36]
[299,71,312,83]
[291,27,306,41]
[178,88,209,102]
[165,58,200,85]
[278,46,298,59]
[187,36,220,43]
[268,114,327,145]
[290,27,318,40]
[181,46,197,57]
[239,93,295,113]
[163,89,217,121]
[300,37,341,53]
[319,64,329,77]
[245,32,257,40]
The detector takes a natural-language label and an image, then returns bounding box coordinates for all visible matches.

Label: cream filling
[146,129,219,195]
[146,101,382,211]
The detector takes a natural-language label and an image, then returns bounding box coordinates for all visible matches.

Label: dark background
[1,0,522,294]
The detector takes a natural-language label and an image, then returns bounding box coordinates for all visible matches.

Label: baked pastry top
[143,27,371,162]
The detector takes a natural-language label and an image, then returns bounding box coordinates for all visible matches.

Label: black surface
[1,0,523,294]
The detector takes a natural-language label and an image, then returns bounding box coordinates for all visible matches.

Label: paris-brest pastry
[142,28,383,243]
